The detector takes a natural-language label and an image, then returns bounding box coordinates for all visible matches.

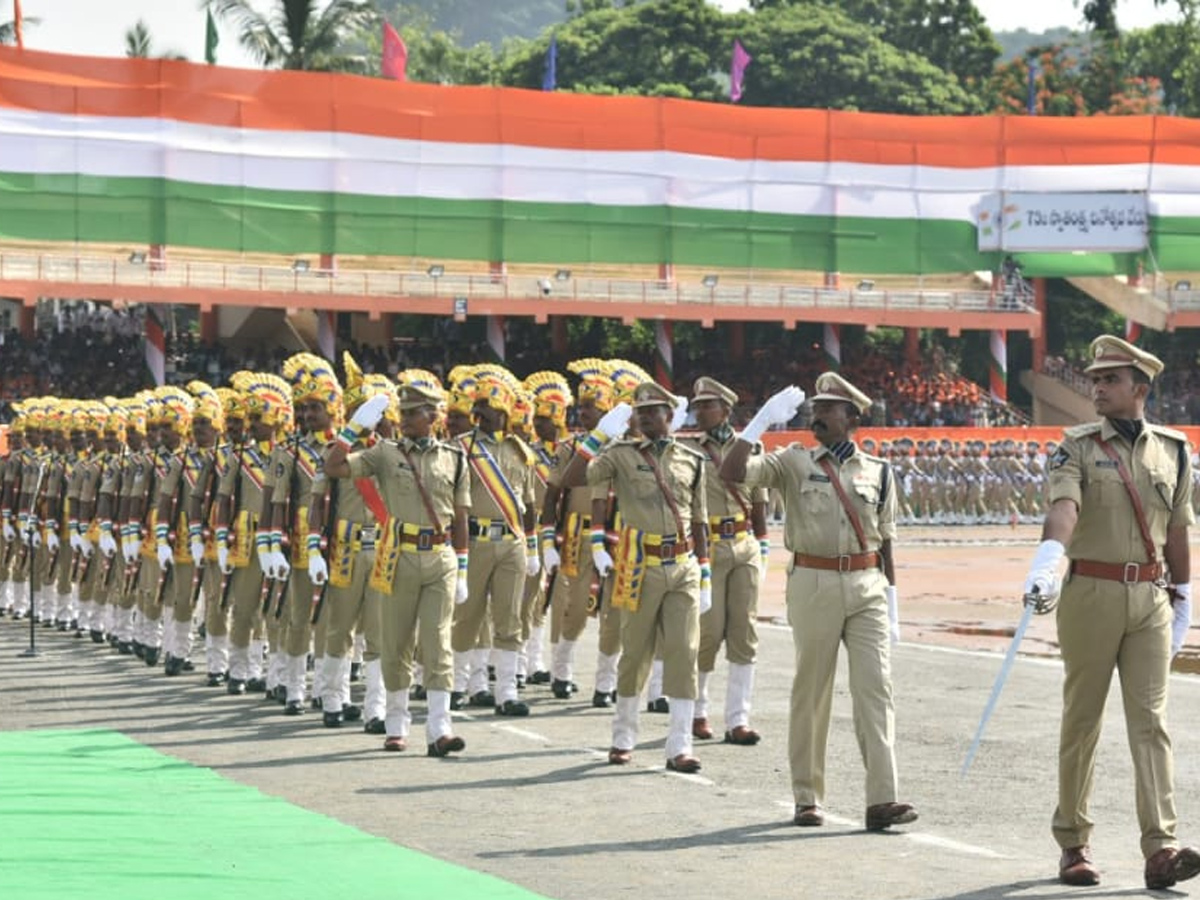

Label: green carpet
[0,729,551,900]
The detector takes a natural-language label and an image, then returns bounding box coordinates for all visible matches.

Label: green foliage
[1123,20,1200,115]
[381,0,564,47]
[205,0,378,72]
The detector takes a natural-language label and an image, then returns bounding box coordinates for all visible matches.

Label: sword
[309,579,328,626]
[960,590,1041,776]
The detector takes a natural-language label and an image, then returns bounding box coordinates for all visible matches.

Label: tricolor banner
[2,49,1200,276]
[145,305,166,386]
[822,323,841,370]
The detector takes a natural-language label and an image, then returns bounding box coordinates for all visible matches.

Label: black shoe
[143,648,160,667]
[205,672,227,687]
[270,685,287,704]
[450,691,467,711]
[56,621,69,632]
[592,690,615,709]
[181,659,195,672]
[133,641,146,659]
[349,662,362,682]
[197,623,206,640]
[226,678,247,695]
[427,735,466,758]
[164,654,184,677]
[342,704,362,723]
[323,710,343,728]
[90,629,106,644]
[551,678,574,700]
[487,665,496,682]
[495,700,530,717]
[246,677,267,693]
[363,717,386,735]
[283,700,305,716]
[647,697,670,714]
[107,633,118,646]
[310,697,324,711]
[468,690,495,708]
[516,674,526,691]
[528,670,552,685]
[410,684,427,701]
[117,641,133,655]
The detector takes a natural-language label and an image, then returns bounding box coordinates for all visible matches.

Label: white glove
[592,545,614,578]
[271,550,291,580]
[543,544,561,572]
[454,571,469,605]
[127,532,142,560]
[217,543,233,575]
[47,532,61,554]
[308,552,328,585]
[1023,539,1065,604]
[526,552,540,577]
[350,393,390,432]
[3,522,15,542]
[190,539,205,567]
[669,394,689,433]
[595,402,633,440]
[699,583,712,615]
[69,532,83,552]
[79,536,94,558]
[1171,583,1191,658]
[156,542,174,569]
[256,545,273,578]
[99,532,118,558]
[28,528,41,549]
[886,585,900,646]
[741,386,806,443]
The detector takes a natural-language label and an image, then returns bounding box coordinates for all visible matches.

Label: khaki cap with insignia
[1083,335,1164,379]
[810,371,872,414]
[399,383,445,411]
[632,381,677,409]
[691,376,737,407]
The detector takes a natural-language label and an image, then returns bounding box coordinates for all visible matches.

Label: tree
[1082,0,1198,39]
[204,0,378,72]
[1123,20,1200,114]
[125,20,154,58]
[0,15,38,45]
[380,0,563,48]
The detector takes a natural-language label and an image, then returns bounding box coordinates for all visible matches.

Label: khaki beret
[810,371,872,414]
[398,382,445,411]
[632,381,676,409]
[1083,335,1164,379]
[691,376,738,407]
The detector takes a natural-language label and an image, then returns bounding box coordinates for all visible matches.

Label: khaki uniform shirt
[742,443,896,555]
[455,430,536,534]
[585,437,707,537]
[314,440,377,528]
[1047,420,1195,565]
[347,437,469,528]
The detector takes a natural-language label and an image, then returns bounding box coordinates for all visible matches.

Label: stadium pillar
[729,322,745,362]
[824,271,840,288]
[489,261,506,284]
[149,244,166,272]
[18,304,34,340]
[319,253,337,274]
[903,327,920,368]
[658,263,674,283]
[1031,278,1047,371]
[550,316,568,356]
[654,320,673,389]
[199,308,217,344]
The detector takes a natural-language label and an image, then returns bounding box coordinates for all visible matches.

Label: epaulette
[1063,422,1103,440]
[439,440,465,456]
[860,450,888,465]
[672,441,707,463]
[504,434,536,466]
[1147,423,1188,444]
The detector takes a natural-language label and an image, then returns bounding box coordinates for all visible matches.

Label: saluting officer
[721,372,917,833]
[1023,336,1198,890]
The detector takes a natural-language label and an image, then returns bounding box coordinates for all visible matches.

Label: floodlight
[555,269,572,281]
[701,274,719,288]
[427,264,445,278]
[291,259,310,273]
[128,251,147,265]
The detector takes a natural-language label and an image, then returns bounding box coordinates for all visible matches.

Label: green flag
[205,9,219,64]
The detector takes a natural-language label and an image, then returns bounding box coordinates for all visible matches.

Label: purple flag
[730,39,752,103]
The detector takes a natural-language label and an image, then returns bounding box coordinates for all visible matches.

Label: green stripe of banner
[0,172,1179,275]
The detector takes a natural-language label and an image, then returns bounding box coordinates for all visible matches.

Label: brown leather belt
[793,551,881,573]
[399,530,448,551]
[710,517,749,540]
[1070,559,1162,584]
[643,538,692,560]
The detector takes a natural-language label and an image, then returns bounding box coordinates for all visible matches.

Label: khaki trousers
[597,575,622,657]
[321,549,374,659]
[381,546,456,693]
[785,564,898,809]
[453,537,524,653]
[204,564,229,638]
[699,534,759,671]
[550,553,594,644]
[228,559,265,651]
[280,569,314,659]
[1053,574,1176,858]
[615,558,699,699]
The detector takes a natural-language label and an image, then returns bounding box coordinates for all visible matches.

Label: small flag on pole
[543,36,557,91]
[145,305,166,386]
[382,22,407,81]
[823,323,841,370]
[1027,61,1038,115]
[205,8,219,64]
[317,310,336,362]
[730,39,752,103]
[1124,319,1142,344]
[14,0,24,50]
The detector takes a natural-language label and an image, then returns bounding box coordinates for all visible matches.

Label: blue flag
[1027,62,1037,115]
[543,36,557,91]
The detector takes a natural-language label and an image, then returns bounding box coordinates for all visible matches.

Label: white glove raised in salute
[740,386,806,443]
[595,403,633,440]
[350,394,390,433]
[669,394,689,433]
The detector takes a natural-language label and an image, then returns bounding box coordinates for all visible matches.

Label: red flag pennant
[382,23,407,82]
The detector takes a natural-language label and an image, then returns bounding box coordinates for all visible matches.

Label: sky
[10,0,1187,68]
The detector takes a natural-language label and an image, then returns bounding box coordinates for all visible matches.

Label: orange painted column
[18,304,35,340]
[824,271,840,289]
[149,244,167,272]
[904,327,920,368]
[319,253,337,274]
[199,308,218,343]
[551,316,568,356]
[658,263,674,283]
[1032,278,1047,371]
[729,321,745,362]
[489,261,506,284]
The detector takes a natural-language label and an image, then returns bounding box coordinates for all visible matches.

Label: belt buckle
[838,554,852,573]
[1122,562,1139,584]
[659,538,677,561]
[719,520,735,538]
[488,523,506,541]
[417,531,433,551]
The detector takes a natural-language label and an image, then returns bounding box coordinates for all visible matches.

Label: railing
[1041,358,1093,397]
[0,249,1037,315]
[1154,286,1200,312]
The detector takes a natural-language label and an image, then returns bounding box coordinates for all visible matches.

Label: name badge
[808,473,831,483]
[636,464,654,472]
[1095,460,1119,469]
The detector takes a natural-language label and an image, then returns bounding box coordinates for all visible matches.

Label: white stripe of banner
[144,304,166,386]
[4,109,1200,221]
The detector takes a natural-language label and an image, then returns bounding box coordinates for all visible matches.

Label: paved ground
[2,523,1199,899]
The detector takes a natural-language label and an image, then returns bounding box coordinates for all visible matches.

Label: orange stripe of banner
[5,48,1200,166]
[761,426,1200,451]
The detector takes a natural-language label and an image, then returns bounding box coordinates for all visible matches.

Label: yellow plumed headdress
[524,371,572,434]
[187,380,225,434]
[567,358,615,411]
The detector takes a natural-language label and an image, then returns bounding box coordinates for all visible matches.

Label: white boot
[725,662,755,731]
[612,695,640,751]
[322,656,350,713]
[552,639,575,683]
[469,647,490,695]
[229,644,251,682]
[452,651,470,693]
[312,652,327,702]
[248,639,266,680]
[494,648,520,707]
[384,688,410,739]
[524,624,546,676]
[695,670,711,721]
[364,659,385,723]
[666,698,696,760]
[287,654,307,704]
[173,619,192,661]
[595,652,619,695]
[425,689,453,745]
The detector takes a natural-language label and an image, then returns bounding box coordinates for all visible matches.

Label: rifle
[271,434,303,620]
[218,438,248,612]
[124,446,162,599]
[187,447,221,610]
[309,477,339,626]
[155,448,186,606]
[96,449,128,591]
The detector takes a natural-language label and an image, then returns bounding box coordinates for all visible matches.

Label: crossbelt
[793,551,881,573]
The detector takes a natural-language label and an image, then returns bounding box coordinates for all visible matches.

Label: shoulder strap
[1090,433,1158,564]
[699,440,752,520]
[817,456,868,553]
[638,447,689,540]
[398,443,445,533]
